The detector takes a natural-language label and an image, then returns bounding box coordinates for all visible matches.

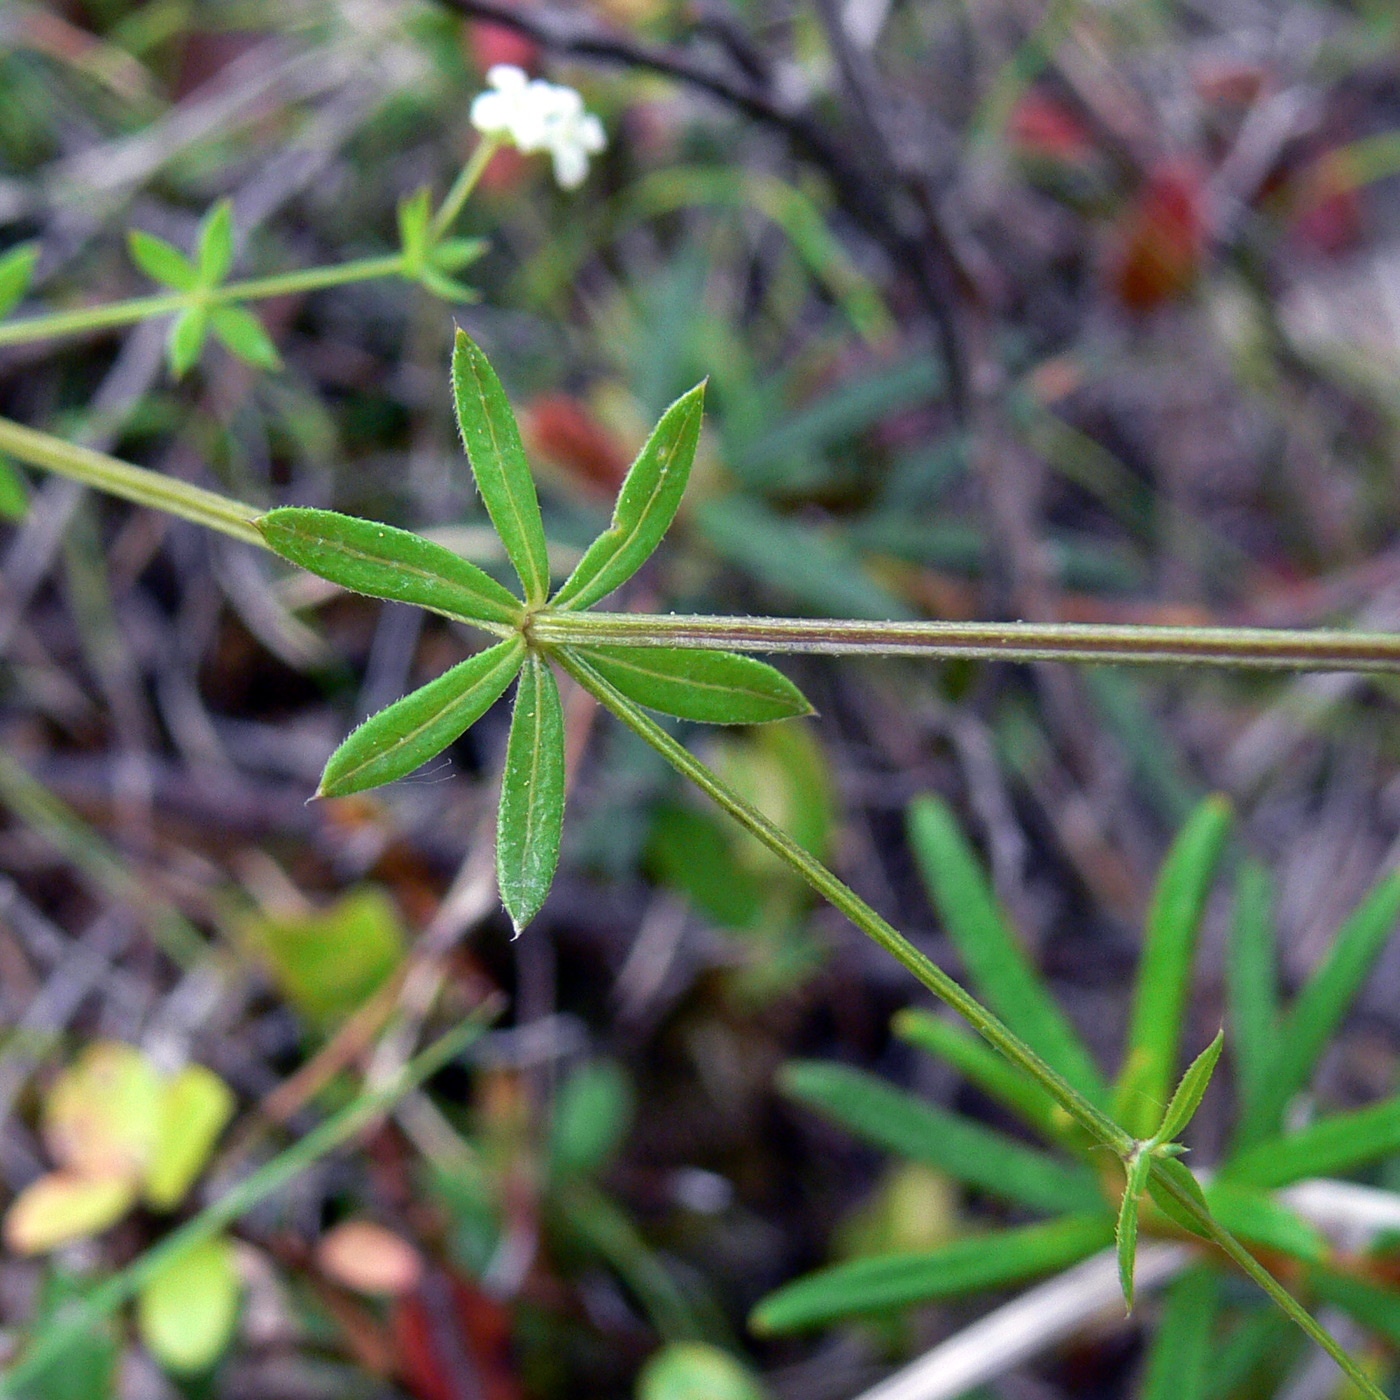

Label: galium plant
[3,66,1400,1400]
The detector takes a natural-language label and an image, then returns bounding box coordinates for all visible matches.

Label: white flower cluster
[470,65,606,190]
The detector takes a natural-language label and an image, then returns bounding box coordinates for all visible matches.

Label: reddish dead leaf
[466,8,539,75]
[392,1274,520,1400]
[1111,160,1209,310]
[1008,92,1094,165]
[525,395,631,496]
[1192,58,1268,110]
[1288,154,1364,257]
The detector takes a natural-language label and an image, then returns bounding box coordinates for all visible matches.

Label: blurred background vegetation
[5,0,1400,1396]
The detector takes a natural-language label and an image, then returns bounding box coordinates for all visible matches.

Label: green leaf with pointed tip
[1224,1093,1400,1189]
[451,329,551,605]
[320,636,524,797]
[892,1008,1062,1142]
[906,794,1108,1105]
[781,1061,1102,1214]
[552,383,705,611]
[750,1214,1111,1334]
[1204,1182,1326,1264]
[420,267,480,304]
[167,306,209,378]
[1154,1030,1224,1146]
[0,455,28,520]
[0,241,40,319]
[1227,862,1279,1137]
[1139,1267,1217,1400]
[1236,868,1400,1147]
[1145,1155,1212,1239]
[574,645,811,725]
[257,507,522,629]
[196,200,234,284]
[1116,796,1232,1137]
[497,653,566,933]
[211,305,281,370]
[1117,1151,1152,1310]
[432,237,488,273]
[128,230,198,291]
[397,187,432,267]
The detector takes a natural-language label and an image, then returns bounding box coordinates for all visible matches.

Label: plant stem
[535,611,1400,673]
[0,417,263,547]
[1150,1163,1383,1400]
[0,1005,499,1398]
[0,254,405,350]
[554,646,1131,1152]
[555,643,1383,1400]
[431,136,501,241]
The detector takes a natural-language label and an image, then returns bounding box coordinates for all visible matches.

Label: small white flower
[470,64,606,190]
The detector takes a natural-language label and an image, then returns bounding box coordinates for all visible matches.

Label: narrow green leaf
[1310,1269,1400,1351]
[1145,1155,1212,1239]
[0,242,40,320]
[1225,1093,1400,1189]
[574,646,811,725]
[1115,796,1232,1137]
[397,187,432,267]
[420,268,480,304]
[750,1214,1112,1334]
[497,653,566,933]
[906,795,1107,1104]
[319,636,524,797]
[1227,862,1279,1139]
[1237,868,1400,1145]
[167,306,209,378]
[432,237,488,273]
[1201,1309,1296,1400]
[127,230,197,291]
[1117,1151,1152,1310]
[1203,1183,1326,1264]
[196,200,234,284]
[552,383,705,611]
[892,1008,1063,1142]
[210,306,281,370]
[1139,1267,1217,1400]
[451,329,551,605]
[257,507,522,629]
[781,1061,1102,1214]
[0,456,28,521]
[1154,1030,1224,1145]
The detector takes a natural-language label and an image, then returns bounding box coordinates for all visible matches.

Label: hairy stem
[554,645,1130,1150]
[556,643,1383,1399]
[0,1006,499,1398]
[0,254,405,349]
[534,609,1400,673]
[0,418,263,546]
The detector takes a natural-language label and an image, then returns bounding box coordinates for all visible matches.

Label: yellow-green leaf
[42,1041,162,1180]
[144,1065,236,1211]
[136,1236,241,1375]
[3,1173,136,1254]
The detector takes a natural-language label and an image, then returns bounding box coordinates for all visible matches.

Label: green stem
[430,136,502,242]
[554,645,1131,1153]
[0,254,405,350]
[555,643,1382,1400]
[0,417,263,546]
[1150,1163,1382,1400]
[0,1006,499,1398]
[534,609,1400,673]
